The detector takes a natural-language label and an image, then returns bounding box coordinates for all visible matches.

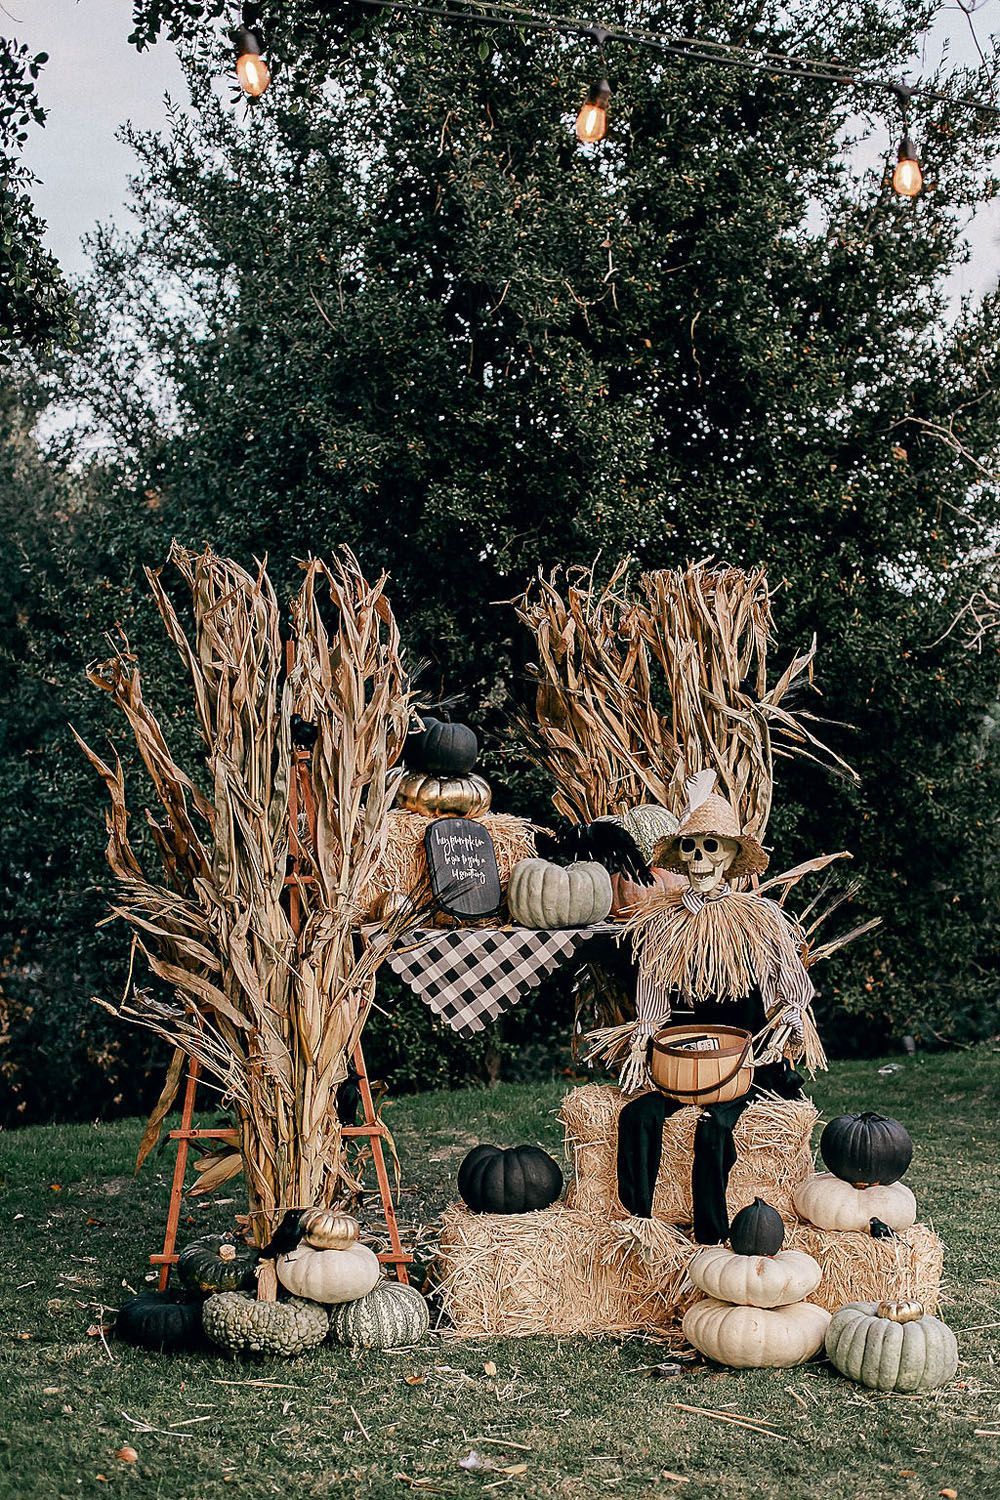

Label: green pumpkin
[825,1301,959,1392]
[115,1291,203,1351]
[202,1292,329,1357]
[328,1280,431,1349]
[601,805,679,864]
[506,859,612,928]
[176,1233,259,1294]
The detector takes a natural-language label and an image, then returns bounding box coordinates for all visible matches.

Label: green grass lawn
[1,1050,998,1500]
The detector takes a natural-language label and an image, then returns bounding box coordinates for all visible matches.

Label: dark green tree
[4,0,999,1119]
[0,39,75,358]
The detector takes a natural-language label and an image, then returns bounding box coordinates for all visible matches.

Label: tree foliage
[0,39,75,358]
[3,0,999,1120]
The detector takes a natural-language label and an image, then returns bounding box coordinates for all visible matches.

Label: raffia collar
[680,883,733,915]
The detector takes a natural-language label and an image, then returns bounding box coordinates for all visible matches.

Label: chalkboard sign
[424,817,502,921]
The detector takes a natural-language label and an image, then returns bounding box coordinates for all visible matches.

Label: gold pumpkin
[396,771,491,818]
[299,1208,361,1251]
[876,1299,924,1324]
[369,890,414,925]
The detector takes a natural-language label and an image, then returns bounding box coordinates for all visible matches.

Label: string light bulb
[890,81,921,199]
[892,134,923,198]
[576,79,611,143]
[234,25,270,97]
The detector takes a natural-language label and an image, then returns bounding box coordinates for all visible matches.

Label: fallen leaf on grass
[404,1374,426,1386]
[939,1490,958,1498]
[116,1447,138,1464]
[900,1471,917,1478]
[483,1361,497,1376]
[499,1464,527,1476]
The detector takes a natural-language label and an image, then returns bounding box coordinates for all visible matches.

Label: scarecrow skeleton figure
[590,771,825,1243]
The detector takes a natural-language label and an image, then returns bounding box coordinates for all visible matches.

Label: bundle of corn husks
[78,545,414,1279]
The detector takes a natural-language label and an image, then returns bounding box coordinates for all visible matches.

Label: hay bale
[357,810,539,919]
[434,1203,694,1337]
[561,1084,817,1224]
[787,1221,944,1315]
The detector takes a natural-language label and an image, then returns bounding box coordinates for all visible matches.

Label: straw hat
[652,773,769,879]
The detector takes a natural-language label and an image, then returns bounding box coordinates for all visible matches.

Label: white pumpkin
[688,1245,821,1309]
[683,1297,831,1368]
[275,1242,381,1304]
[793,1172,917,1233]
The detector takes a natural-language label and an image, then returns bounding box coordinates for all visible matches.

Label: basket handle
[659,1034,754,1097]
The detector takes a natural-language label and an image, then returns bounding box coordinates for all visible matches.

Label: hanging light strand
[348,0,1000,119]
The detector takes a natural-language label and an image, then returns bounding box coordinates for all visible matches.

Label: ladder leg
[352,1040,410,1284]
[155,1059,200,1291]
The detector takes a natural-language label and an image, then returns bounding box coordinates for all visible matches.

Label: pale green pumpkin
[825,1301,958,1392]
[506,859,613,928]
[328,1279,430,1349]
[614,805,680,864]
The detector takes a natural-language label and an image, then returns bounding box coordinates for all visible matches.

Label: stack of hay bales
[435,1206,693,1338]
[561,1085,818,1223]
[434,1084,945,1337]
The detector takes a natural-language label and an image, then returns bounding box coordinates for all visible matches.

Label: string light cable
[229,0,1000,193]
[346,0,1000,118]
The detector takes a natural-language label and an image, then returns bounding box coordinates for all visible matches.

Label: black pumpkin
[405,716,478,776]
[457,1144,563,1215]
[820,1111,914,1187]
[115,1292,203,1351]
[176,1233,260,1294]
[729,1197,785,1257]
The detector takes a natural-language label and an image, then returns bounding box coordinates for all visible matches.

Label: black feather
[259,1208,306,1259]
[336,1065,361,1127]
[537,822,652,885]
[869,1217,902,1241]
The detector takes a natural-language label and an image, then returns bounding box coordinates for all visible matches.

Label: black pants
[616,1062,802,1243]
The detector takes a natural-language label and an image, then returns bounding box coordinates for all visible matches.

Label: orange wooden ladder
[150,651,411,1289]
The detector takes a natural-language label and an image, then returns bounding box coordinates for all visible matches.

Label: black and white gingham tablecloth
[385,924,620,1037]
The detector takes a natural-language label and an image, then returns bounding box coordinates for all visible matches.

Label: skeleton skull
[677,833,739,894]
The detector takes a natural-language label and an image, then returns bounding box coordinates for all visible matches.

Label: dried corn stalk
[77,544,413,1268]
[638,564,856,835]
[511,560,678,823]
[515,560,855,837]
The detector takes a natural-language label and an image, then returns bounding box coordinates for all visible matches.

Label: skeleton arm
[753,900,823,1070]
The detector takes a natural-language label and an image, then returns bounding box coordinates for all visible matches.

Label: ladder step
[150,1249,412,1267]
[168,1123,391,1143]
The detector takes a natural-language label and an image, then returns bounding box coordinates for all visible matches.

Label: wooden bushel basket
[650,1025,754,1106]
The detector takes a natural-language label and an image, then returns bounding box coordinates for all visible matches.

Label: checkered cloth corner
[386,923,620,1037]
